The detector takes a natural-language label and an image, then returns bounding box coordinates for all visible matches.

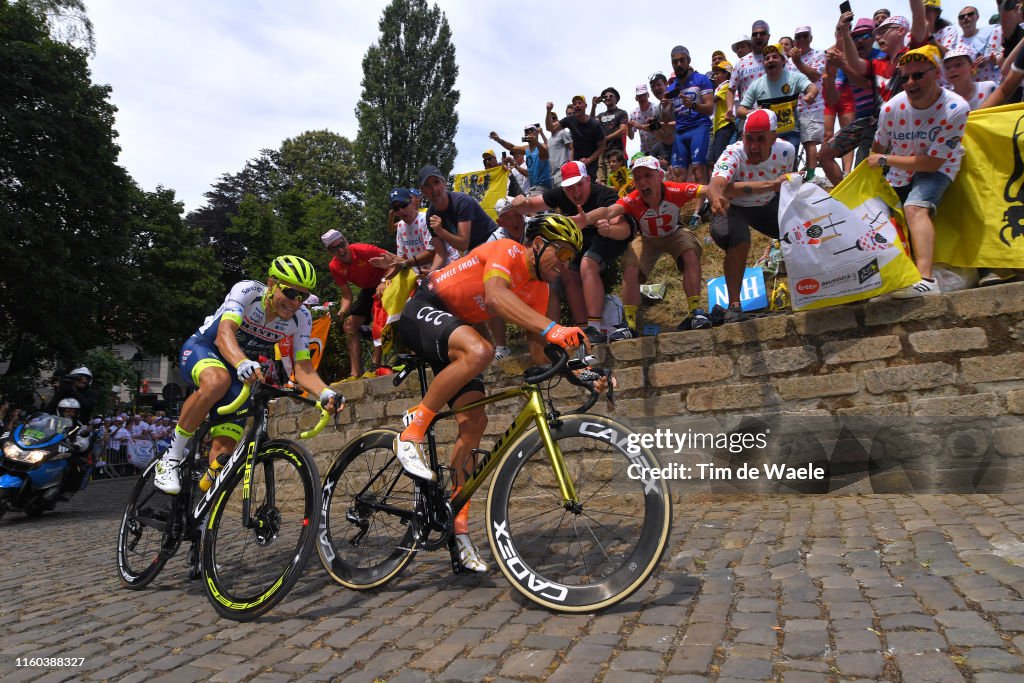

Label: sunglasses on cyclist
[545,240,577,263]
[276,284,310,301]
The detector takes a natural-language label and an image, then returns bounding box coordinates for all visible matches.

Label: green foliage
[356,0,460,241]
[187,131,366,294]
[0,0,136,376]
[79,349,134,415]
[122,187,224,360]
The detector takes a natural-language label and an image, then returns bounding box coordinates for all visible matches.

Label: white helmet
[58,398,81,410]
[69,367,93,381]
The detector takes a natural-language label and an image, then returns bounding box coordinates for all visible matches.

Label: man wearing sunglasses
[728,20,776,133]
[321,229,395,380]
[154,255,342,494]
[959,5,1004,84]
[393,214,596,571]
[839,3,929,106]
[866,46,969,298]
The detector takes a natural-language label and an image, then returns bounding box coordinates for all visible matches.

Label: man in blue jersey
[666,45,715,184]
[154,256,341,494]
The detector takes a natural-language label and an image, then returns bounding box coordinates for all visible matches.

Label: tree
[356,0,459,242]
[121,186,224,360]
[187,130,366,293]
[0,0,136,385]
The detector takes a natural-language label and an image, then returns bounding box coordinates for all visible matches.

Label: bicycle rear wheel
[487,414,672,612]
[317,429,419,589]
[116,458,181,588]
[202,440,320,621]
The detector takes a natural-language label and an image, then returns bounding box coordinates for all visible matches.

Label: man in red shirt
[321,229,391,379]
[588,156,707,332]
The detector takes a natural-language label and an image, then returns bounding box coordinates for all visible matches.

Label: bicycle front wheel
[317,429,419,590]
[487,414,672,612]
[202,440,320,621]
[116,458,180,589]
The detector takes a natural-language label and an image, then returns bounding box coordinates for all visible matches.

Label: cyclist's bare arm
[483,277,551,336]
[293,359,342,412]
[215,318,262,382]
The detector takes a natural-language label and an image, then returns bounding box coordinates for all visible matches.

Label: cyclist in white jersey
[154,256,342,494]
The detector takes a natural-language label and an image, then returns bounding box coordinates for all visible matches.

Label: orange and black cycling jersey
[424,239,548,324]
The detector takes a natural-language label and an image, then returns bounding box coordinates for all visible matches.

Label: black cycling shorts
[350,287,376,320]
[396,288,485,406]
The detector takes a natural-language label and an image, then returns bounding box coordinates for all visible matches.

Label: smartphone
[501,151,507,160]
[839,1,852,14]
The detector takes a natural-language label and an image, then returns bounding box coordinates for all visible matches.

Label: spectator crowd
[320,0,1022,354]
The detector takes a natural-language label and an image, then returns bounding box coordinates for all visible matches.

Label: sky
[82,0,934,214]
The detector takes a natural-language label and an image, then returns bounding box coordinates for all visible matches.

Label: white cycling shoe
[455,533,488,573]
[154,459,181,495]
[394,436,436,481]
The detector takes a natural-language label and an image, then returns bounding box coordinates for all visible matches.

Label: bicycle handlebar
[215,381,340,440]
[526,345,612,414]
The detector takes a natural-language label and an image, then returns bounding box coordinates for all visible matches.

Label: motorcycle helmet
[58,398,81,419]
[69,367,93,384]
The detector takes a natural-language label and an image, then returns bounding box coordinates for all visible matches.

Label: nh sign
[706,267,768,312]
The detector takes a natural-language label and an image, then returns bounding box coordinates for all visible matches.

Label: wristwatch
[879,155,889,172]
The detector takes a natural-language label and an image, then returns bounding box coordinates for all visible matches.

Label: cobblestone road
[2,479,1024,682]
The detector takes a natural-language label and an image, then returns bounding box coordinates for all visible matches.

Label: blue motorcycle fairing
[12,423,67,450]
[27,460,67,489]
[0,473,26,489]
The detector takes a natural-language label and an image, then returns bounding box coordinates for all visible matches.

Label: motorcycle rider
[55,398,91,493]
[47,367,99,422]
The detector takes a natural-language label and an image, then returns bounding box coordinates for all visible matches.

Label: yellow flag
[932,102,1024,268]
[453,166,509,220]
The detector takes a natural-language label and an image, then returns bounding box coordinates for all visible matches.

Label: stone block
[962,352,1024,383]
[865,295,951,326]
[863,362,957,393]
[1009,390,1024,415]
[994,427,1024,457]
[686,382,776,412]
[658,330,715,357]
[738,346,818,377]
[609,336,657,362]
[774,372,858,400]
[911,393,1002,417]
[909,327,988,353]
[712,315,790,345]
[823,336,902,365]
[649,357,733,387]
[612,366,646,392]
[836,401,910,416]
[355,401,385,422]
[949,281,1024,318]
[793,307,859,336]
[611,395,685,419]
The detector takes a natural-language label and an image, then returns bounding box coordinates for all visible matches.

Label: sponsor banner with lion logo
[453,166,509,220]
[778,168,921,310]
[932,103,1024,269]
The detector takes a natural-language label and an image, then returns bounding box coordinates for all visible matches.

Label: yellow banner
[453,166,509,220]
[932,103,1024,269]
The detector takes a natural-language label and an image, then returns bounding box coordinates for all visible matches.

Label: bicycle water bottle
[198,452,229,492]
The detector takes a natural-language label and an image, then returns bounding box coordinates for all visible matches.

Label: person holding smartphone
[489,127,551,192]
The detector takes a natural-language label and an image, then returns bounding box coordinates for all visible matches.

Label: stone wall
[272,281,1024,494]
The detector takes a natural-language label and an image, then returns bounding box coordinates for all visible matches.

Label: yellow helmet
[268,255,316,290]
[524,213,583,252]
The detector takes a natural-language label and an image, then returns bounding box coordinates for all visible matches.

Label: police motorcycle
[0,398,93,520]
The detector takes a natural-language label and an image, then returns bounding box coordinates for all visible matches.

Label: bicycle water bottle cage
[392,354,425,387]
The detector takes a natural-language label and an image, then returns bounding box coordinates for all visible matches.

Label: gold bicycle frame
[438,384,579,515]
